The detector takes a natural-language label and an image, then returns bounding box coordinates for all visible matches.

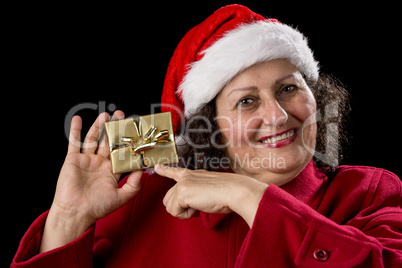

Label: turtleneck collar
[280,160,327,206]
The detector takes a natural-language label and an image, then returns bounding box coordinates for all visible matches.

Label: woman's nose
[259,99,288,128]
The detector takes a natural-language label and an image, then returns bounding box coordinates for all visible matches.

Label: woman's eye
[281,85,297,93]
[237,97,254,107]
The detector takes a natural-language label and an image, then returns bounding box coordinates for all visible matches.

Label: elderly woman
[12,4,401,267]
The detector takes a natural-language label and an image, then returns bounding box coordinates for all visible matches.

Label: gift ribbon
[111,125,171,155]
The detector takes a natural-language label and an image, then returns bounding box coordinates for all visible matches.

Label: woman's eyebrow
[275,74,295,84]
[226,86,258,97]
[226,73,297,97]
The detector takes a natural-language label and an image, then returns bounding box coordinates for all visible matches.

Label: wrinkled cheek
[298,102,317,154]
[217,115,259,150]
[301,122,317,154]
[216,116,234,146]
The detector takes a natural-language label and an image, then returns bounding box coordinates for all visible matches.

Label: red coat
[12,161,402,267]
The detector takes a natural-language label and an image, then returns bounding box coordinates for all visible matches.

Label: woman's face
[215,59,317,185]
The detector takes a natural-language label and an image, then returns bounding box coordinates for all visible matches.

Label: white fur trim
[178,21,319,117]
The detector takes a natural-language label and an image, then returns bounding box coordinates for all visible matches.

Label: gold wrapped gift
[105,112,179,173]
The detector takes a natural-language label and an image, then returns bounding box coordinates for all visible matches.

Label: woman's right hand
[39,111,143,253]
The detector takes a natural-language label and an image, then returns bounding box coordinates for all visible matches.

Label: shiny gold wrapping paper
[104,112,178,173]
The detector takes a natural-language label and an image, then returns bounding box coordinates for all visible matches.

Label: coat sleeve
[11,210,95,268]
[235,170,402,267]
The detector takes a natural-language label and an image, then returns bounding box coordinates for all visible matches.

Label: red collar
[281,160,327,206]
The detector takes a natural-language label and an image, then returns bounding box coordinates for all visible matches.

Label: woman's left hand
[154,165,268,227]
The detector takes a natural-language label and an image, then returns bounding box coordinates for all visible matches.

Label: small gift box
[105,112,179,173]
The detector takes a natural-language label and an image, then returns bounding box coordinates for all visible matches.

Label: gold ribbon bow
[112,125,171,154]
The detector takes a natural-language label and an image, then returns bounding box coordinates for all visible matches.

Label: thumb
[117,170,143,206]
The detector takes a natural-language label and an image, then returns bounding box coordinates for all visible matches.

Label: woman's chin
[231,148,312,186]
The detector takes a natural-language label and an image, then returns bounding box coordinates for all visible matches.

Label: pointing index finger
[154,165,187,181]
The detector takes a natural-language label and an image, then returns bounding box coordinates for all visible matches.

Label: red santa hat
[161,4,319,134]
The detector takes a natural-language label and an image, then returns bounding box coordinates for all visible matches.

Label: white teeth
[261,130,295,144]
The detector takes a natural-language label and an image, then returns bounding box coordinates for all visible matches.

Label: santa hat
[161,4,319,134]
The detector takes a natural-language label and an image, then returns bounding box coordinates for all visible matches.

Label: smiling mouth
[259,129,296,144]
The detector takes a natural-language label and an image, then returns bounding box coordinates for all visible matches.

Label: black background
[5,1,401,265]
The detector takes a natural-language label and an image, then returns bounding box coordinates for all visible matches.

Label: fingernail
[154,164,162,172]
[155,164,167,172]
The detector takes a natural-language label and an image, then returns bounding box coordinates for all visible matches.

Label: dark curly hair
[178,73,350,172]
